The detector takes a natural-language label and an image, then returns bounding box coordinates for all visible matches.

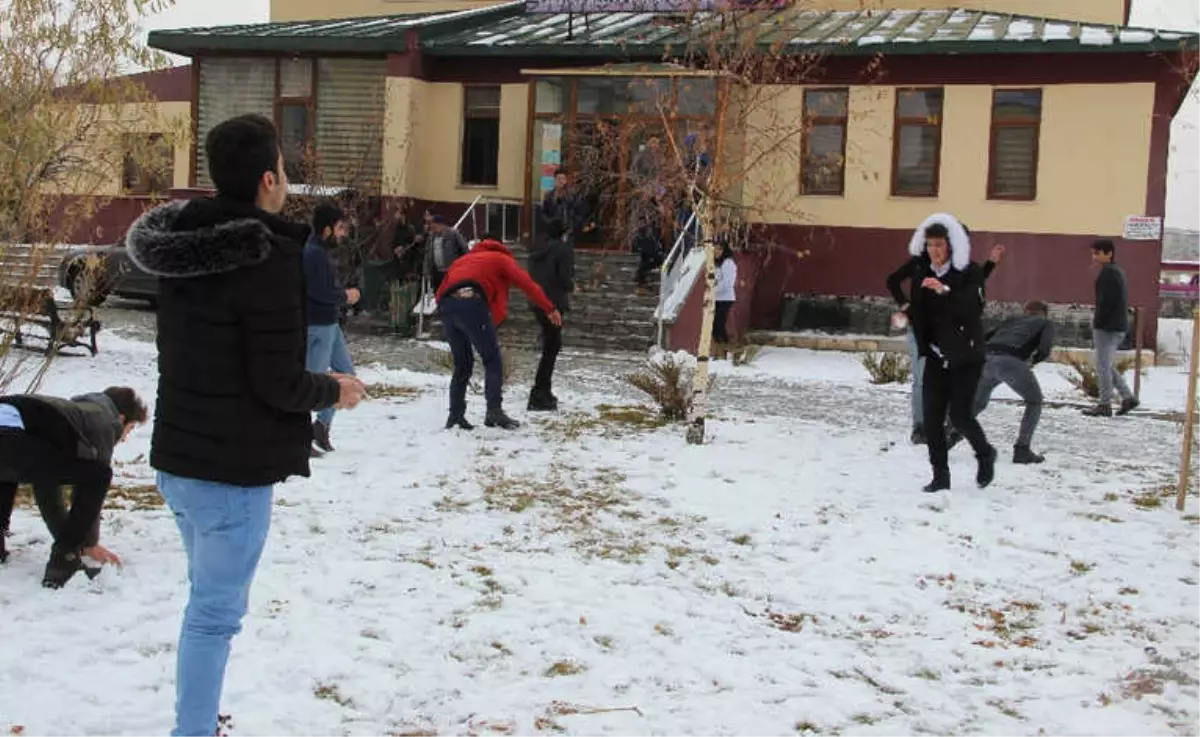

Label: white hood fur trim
[908,212,971,271]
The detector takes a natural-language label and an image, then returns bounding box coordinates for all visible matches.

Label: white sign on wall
[1123,215,1163,241]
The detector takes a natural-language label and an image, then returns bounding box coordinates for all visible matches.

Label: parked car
[58,243,157,307]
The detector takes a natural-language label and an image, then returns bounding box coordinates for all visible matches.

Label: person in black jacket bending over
[126,113,367,737]
[527,217,574,412]
[0,387,146,587]
[907,213,996,493]
[1084,239,1138,417]
[969,300,1055,464]
[888,235,1004,445]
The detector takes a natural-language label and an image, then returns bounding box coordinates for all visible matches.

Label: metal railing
[416,194,483,338]
[655,209,700,349]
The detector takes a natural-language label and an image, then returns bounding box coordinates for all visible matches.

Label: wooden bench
[0,285,99,356]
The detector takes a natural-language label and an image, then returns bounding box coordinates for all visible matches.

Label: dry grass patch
[364,383,423,401]
[862,351,911,385]
[1063,354,1142,399]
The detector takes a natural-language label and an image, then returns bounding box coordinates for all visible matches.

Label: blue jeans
[158,472,274,737]
[439,295,503,415]
[906,328,926,428]
[306,323,354,427]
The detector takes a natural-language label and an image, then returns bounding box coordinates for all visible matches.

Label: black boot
[976,445,997,488]
[312,420,334,453]
[445,414,475,431]
[923,471,951,493]
[485,407,521,430]
[42,545,85,589]
[1012,444,1045,464]
[527,388,556,412]
[910,425,927,445]
[1117,397,1140,416]
[1082,403,1112,417]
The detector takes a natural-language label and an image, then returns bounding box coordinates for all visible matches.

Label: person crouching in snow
[968,300,1054,464]
[437,233,561,430]
[527,217,574,412]
[907,213,996,492]
[0,387,147,587]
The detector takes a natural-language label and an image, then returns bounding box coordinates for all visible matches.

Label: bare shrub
[731,343,763,366]
[862,351,912,385]
[1063,354,1140,399]
[624,353,711,422]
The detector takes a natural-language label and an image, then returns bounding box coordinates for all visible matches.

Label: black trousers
[923,359,990,475]
[533,309,563,394]
[713,301,734,343]
[0,428,109,549]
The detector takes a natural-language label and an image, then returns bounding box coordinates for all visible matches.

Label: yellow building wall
[49,100,191,197]
[818,0,1124,25]
[383,78,528,204]
[271,0,502,21]
[742,82,1153,236]
[273,0,1124,24]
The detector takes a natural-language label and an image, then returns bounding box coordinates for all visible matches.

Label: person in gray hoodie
[969,300,1055,464]
[0,387,147,587]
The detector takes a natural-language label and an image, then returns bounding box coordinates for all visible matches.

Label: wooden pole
[1133,307,1142,401]
[1176,305,1200,512]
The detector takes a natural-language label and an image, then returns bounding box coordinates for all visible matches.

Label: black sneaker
[910,425,927,445]
[976,445,997,488]
[484,408,521,430]
[1082,403,1113,417]
[444,414,474,431]
[1117,398,1140,416]
[42,545,85,589]
[923,473,950,493]
[1012,444,1045,464]
[312,421,334,453]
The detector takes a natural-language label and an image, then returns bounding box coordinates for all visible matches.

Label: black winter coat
[126,197,341,487]
[0,392,123,463]
[887,255,996,315]
[527,234,574,313]
[1093,262,1129,333]
[909,261,988,367]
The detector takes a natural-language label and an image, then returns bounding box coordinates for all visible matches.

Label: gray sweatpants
[1093,329,1134,405]
[973,354,1043,447]
[906,327,926,429]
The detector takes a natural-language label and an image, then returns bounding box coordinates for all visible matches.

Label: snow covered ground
[1,337,1197,736]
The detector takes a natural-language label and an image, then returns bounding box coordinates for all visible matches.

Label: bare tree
[0,0,180,391]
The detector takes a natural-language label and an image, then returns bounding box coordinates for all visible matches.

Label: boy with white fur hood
[905,213,996,492]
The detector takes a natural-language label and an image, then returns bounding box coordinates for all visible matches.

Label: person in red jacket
[436,235,562,430]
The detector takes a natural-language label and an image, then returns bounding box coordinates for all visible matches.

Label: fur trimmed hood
[908,212,971,271]
[126,198,307,279]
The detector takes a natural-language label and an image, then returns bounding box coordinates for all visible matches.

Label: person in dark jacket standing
[0,387,146,587]
[304,202,362,455]
[425,215,470,290]
[527,218,574,412]
[126,113,366,737]
[906,213,996,493]
[436,235,561,431]
[888,240,1004,445]
[1085,239,1138,417]
[969,300,1055,464]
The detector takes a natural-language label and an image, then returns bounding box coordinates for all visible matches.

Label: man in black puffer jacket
[125,114,366,737]
[906,213,996,493]
[0,387,146,587]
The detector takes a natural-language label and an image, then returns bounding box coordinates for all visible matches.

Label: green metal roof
[147,3,523,55]
[421,6,1199,57]
[147,4,1198,58]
